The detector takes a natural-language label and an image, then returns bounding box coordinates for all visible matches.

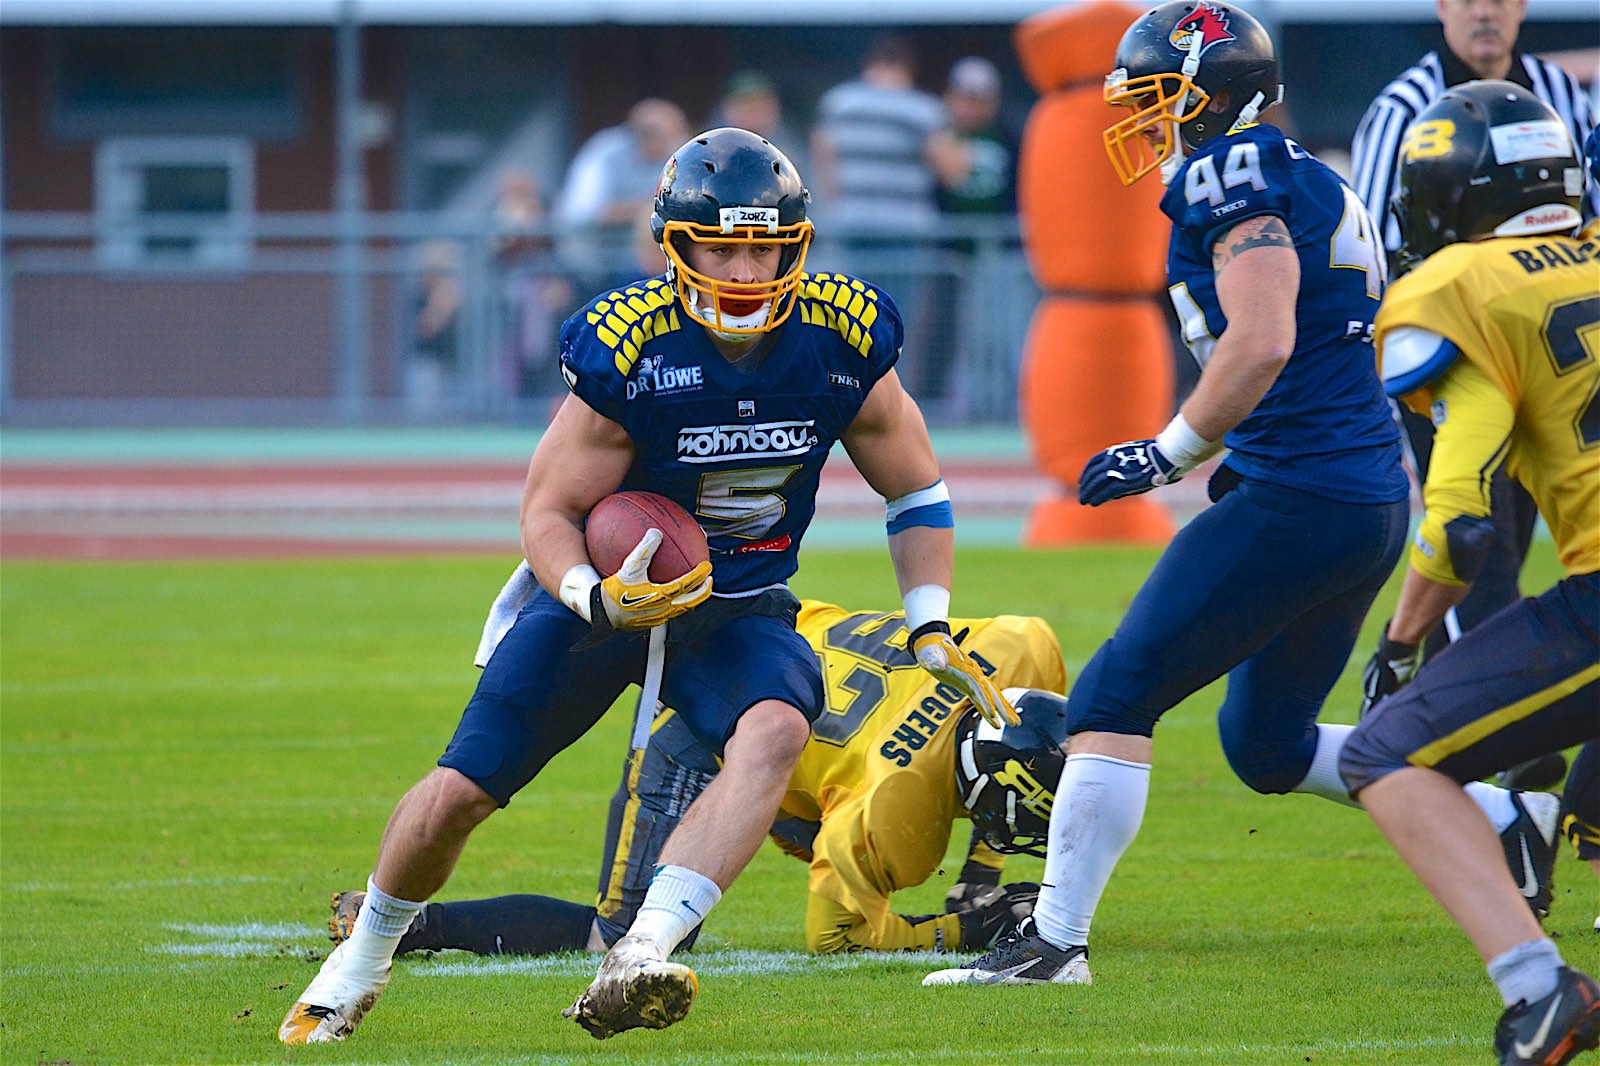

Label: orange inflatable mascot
[1015,1,1176,544]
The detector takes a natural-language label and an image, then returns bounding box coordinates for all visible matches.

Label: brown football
[584,491,710,581]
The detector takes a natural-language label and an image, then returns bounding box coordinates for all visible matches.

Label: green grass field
[3,546,1594,1064]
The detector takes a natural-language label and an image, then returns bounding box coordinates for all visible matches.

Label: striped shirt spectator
[1352,47,1596,256]
[810,35,951,239]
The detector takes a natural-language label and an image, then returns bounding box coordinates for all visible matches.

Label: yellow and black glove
[910,621,1018,727]
[589,529,712,635]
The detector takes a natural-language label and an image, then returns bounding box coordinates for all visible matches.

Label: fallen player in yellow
[329,598,1068,955]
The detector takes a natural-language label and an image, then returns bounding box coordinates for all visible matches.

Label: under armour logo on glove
[1078,438,1182,506]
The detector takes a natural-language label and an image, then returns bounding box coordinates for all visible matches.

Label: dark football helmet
[1392,80,1583,271]
[650,127,813,335]
[954,688,1072,858]
[1103,1,1283,186]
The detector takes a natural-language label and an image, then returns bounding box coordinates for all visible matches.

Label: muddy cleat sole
[922,916,1090,986]
[278,941,390,1044]
[1502,791,1561,920]
[563,935,697,1039]
[328,890,365,944]
[327,888,431,955]
[1495,967,1600,1065]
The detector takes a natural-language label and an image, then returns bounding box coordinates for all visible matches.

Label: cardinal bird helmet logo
[1169,3,1236,58]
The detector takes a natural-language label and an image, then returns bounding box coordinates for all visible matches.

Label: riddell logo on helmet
[1170,3,1235,56]
[1520,209,1570,227]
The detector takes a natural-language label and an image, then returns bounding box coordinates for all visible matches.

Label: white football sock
[342,876,423,977]
[1293,723,1361,807]
[1291,725,1519,829]
[1032,753,1150,950]
[1487,937,1562,1007]
[626,864,722,954]
[1464,780,1517,834]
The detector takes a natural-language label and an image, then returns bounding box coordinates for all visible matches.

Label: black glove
[944,859,1003,914]
[954,882,1039,950]
[1359,625,1419,720]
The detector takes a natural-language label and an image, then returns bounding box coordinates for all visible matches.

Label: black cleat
[1501,791,1561,919]
[1495,967,1600,1065]
[1499,754,1570,793]
[922,916,1090,986]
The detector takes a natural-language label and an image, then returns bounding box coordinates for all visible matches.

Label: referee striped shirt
[1351,47,1597,253]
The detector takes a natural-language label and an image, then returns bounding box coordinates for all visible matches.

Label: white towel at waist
[474,560,538,667]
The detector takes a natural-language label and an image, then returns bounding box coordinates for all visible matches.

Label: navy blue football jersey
[1162,123,1408,504]
[559,274,901,594]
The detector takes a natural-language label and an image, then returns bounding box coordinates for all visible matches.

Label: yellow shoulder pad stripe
[583,280,680,376]
[798,272,879,359]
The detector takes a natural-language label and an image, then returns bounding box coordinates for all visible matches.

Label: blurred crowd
[407,36,1019,417]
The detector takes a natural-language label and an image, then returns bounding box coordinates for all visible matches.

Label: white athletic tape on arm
[902,583,951,636]
[559,563,601,622]
[1155,413,1216,469]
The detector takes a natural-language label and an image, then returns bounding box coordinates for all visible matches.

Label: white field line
[9,875,278,893]
[3,671,468,698]
[19,927,1478,1062]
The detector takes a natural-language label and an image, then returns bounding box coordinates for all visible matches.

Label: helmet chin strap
[1159,139,1188,186]
[1163,84,1280,186]
[1232,85,1279,131]
[1160,31,1208,187]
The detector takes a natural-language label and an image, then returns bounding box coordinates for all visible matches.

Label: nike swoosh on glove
[1358,625,1419,720]
[910,622,1018,727]
[1078,438,1183,506]
[590,528,712,634]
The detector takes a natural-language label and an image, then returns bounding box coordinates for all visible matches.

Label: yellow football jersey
[1376,226,1600,580]
[785,603,1067,952]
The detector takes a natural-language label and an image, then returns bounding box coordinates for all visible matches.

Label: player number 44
[1184,141,1268,207]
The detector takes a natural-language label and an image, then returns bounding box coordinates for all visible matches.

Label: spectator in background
[809,34,953,240]
[557,98,689,290]
[406,240,463,418]
[707,70,808,178]
[811,35,954,410]
[1352,0,1596,259]
[936,57,1018,219]
[1349,0,1597,792]
[924,56,1021,416]
[492,170,574,403]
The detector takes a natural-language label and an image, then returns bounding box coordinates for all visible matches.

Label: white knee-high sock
[1294,723,1361,807]
[626,864,722,955]
[1294,723,1520,831]
[1032,753,1150,950]
[343,875,423,977]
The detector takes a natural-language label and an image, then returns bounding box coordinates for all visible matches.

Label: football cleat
[328,889,431,955]
[563,934,697,1039]
[1498,754,1570,793]
[328,890,363,943]
[1502,791,1561,919]
[1494,967,1600,1066]
[922,916,1090,986]
[277,940,390,1044]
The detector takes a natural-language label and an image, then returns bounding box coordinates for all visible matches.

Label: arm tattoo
[1213,215,1293,272]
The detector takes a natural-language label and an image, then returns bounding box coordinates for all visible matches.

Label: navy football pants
[1341,571,1600,794]
[440,586,822,807]
[1065,477,1408,794]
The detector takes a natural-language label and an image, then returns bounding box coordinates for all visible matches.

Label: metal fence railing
[1,212,1038,427]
